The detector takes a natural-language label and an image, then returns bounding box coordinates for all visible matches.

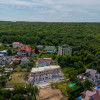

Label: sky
[0,0,100,22]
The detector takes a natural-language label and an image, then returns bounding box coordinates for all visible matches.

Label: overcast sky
[0,0,100,22]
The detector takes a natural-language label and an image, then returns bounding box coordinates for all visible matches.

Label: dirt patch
[36,87,67,100]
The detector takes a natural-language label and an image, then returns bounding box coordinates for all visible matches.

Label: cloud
[0,0,100,22]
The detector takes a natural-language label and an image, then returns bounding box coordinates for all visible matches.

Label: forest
[0,21,100,71]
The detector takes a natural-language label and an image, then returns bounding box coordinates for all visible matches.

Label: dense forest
[0,22,100,49]
[0,21,100,71]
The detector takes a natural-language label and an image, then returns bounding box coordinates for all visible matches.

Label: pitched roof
[82,89,100,100]
[13,42,22,45]
[18,45,35,52]
[37,45,43,48]
[86,69,97,78]
[21,57,30,62]
[12,58,21,61]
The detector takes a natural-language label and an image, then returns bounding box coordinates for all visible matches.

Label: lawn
[6,72,28,88]
[41,53,56,58]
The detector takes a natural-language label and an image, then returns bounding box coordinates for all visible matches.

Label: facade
[85,69,100,85]
[21,57,30,66]
[13,42,23,48]
[17,45,35,57]
[81,88,100,100]
[58,45,72,55]
[36,58,52,67]
[45,46,57,53]
[28,65,62,84]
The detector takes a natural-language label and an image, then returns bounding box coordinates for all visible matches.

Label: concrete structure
[17,45,35,57]
[45,46,57,53]
[58,45,72,55]
[21,57,30,66]
[28,65,62,85]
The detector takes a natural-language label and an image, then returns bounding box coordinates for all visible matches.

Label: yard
[6,72,28,88]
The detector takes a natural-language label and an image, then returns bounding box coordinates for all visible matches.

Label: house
[58,45,72,56]
[4,68,14,72]
[0,56,14,65]
[28,65,62,85]
[85,69,100,85]
[21,57,30,66]
[0,50,7,56]
[37,45,43,50]
[17,45,35,57]
[45,46,57,53]
[13,42,23,48]
[12,58,21,63]
[36,58,52,67]
[80,88,100,100]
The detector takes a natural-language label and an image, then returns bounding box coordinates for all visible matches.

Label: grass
[6,72,28,88]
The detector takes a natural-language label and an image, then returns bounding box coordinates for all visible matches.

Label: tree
[35,47,39,54]
[7,48,12,56]
[28,62,34,68]
[83,79,93,90]
[26,66,31,72]
[13,61,18,66]
[11,94,22,100]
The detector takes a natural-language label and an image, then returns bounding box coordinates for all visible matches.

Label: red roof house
[13,42,23,48]
[17,45,35,57]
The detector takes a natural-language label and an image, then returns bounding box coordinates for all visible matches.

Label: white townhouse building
[28,65,62,84]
